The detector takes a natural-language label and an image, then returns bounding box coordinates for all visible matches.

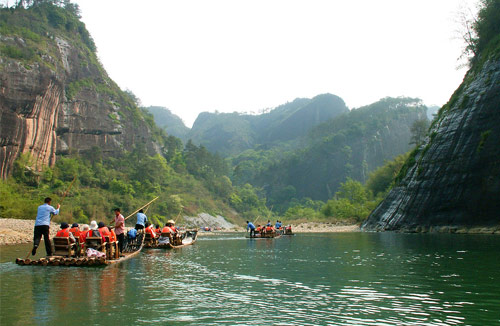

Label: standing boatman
[114,208,125,256]
[135,209,147,230]
[32,197,60,256]
[246,221,256,237]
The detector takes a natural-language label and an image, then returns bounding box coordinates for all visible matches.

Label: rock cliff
[0,6,161,178]
[362,56,500,233]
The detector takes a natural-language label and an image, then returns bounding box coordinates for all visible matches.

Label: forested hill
[144,106,190,140]
[236,97,428,210]
[362,0,500,233]
[185,93,349,156]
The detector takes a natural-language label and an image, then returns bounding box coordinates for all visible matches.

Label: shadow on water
[1,233,499,325]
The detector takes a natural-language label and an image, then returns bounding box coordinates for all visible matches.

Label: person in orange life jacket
[79,224,90,248]
[145,222,156,238]
[154,224,161,236]
[108,227,117,242]
[162,222,174,234]
[167,220,177,233]
[69,223,81,237]
[87,221,102,239]
[98,222,111,243]
[255,225,262,233]
[56,222,76,243]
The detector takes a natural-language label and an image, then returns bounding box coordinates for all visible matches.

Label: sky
[72,0,479,127]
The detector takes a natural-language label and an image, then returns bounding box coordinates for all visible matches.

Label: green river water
[0,232,499,325]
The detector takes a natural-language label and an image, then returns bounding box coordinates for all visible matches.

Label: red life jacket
[162,226,173,234]
[99,227,111,242]
[56,228,70,237]
[145,226,156,237]
[108,229,117,242]
[69,227,80,237]
[80,231,88,244]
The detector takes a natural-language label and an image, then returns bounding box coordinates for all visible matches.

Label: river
[0,232,499,325]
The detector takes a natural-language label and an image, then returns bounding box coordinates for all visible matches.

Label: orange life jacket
[266,226,273,232]
[155,227,161,235]
[162,226,173,234]
[69,227,80,237]
[256,227,262,232]
[99,227,111,242]
[108,229,117,242]
[56,228,70,237]
[145,226,156,237]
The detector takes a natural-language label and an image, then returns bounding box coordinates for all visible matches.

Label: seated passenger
[56,222,76,243]
[98,222,111,243]
[87,220,102,239]
[167,219,177,233]
[69,223,81,237]
[80,224,90,245]
[155,224,161,236]
[145,222,156,238]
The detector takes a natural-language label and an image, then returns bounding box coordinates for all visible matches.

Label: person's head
[60,222,69,229]
[98,222,105,228]
[90,221,98,230]
[156,224,160,229]
[246,221,249,224]
[145,222,150,228]
[82,224,90,231]
[276,220,279,222]
[139,209,144,213]
[168,219,175,225]
[72,223,79,228]
[114,208,120,215]
[44,197,52,204]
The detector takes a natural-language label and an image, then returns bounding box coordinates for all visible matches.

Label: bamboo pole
[60,176,77,204]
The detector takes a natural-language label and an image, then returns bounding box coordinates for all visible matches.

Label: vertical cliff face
[362,57,500,232]
[0,7,161,178]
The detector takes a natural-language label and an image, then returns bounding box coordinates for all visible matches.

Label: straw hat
[168,219,175,224]
[90,221,98,230]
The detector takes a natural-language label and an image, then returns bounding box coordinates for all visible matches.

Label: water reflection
[1,233,499,325]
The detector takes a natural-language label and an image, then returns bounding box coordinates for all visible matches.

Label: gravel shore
[0,218,60,246]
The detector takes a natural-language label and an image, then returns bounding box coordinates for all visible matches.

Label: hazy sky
[73,0,479,127]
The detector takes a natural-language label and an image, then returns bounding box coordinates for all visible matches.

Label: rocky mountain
[0,3,162,178]
[144,106,190,140]
[185,93,349,156]
[362,10,500,232]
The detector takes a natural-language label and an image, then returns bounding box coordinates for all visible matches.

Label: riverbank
[0,218,60,246]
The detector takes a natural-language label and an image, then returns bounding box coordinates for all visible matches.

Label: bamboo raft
[15,233,145,267]
[246,232,282,239]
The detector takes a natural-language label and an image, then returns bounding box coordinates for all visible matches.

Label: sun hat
[90,221,98,230]
[82,224,90,231]
[168,219,175,224]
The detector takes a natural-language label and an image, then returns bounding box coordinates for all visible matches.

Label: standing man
[246,221,256,237]
[135,209,147,230]
[114,208,125,256]
[32,197,60,256]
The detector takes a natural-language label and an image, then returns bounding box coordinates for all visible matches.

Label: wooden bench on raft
[52,237,76,257]
[144,233,158,247]
[85,237,107,256]
[104,236,119,260]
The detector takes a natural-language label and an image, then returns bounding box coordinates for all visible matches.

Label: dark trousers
[33,225,52,256]
[135,224,144,230]
[250,229,256,237]
[117,233,125,253]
